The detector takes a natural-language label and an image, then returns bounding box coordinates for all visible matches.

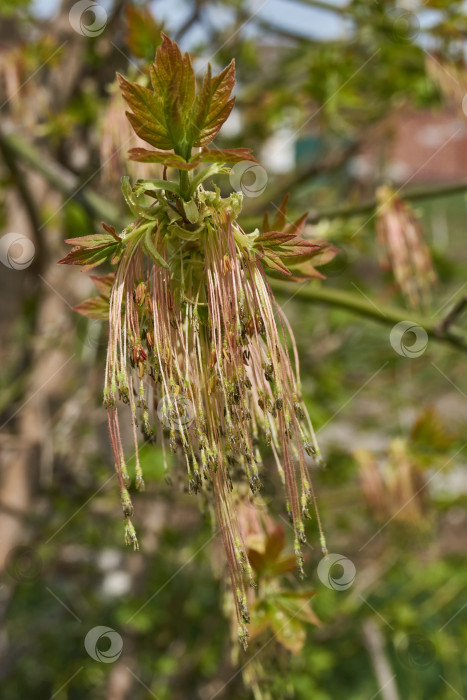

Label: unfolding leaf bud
[124,517,139,551]
[245,562,256,588]
[135,464,145,491]
[296,404,306,420]
[249,472,262,494]
[133,281,147,305]
[121,487,134,517]
[103,385,116,409]
[137,382,147,410]
[142,410,153,440]
[237,590,250,624]
[237,624,249,651]
[294,538,305,578]
[121,462,131,488]
[297,522,307,544]
[320,534,328,557]
[235,538,247,567]
[301,494,310,519]
[263,362,274,382]
[119,385,130,404]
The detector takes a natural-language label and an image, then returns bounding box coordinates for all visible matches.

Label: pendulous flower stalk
[59,34,336,648]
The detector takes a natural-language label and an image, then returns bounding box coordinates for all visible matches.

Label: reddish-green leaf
[261,252,293,276]
[128,147,197,170]
[272,194,290,231]
[119,35,247,161]
[149,34,195,151]
[64,231,119,248]
[73,296,110,321]
[90,272,115,298]
[193,147,257,164]
[119,34,197,155]
[269,554,298,576]
[118,73,172,150]
[190,61,236,147]
[256,231,297,246]
[125,5,163,60]
[58,244,120,270]
[58,231,123,271]
[275,593,321,627]
[285,240,338,267]
[257,196,338,280]
[101,222,122,241]
[269,609,306,654]
[264,525,286,563]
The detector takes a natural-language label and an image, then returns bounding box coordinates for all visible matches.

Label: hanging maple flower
[376,185,437,310]
[59,35,336,648]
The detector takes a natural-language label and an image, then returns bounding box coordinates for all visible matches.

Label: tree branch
[271,281,467,352]
[244,139,361,218]
[0,129,44,271]
[307,180,467,223]
[0,128,121,227]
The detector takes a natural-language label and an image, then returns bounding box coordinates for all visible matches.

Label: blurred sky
[32,0,447,47]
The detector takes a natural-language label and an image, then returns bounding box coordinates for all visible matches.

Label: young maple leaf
[255,195,338,280]
[57,223,123,271]
[118,33,256,169]
[73,272,115,320]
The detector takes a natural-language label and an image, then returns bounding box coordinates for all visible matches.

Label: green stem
[307,180,467,223]
[179,170,191,201]
[271,281,467,352]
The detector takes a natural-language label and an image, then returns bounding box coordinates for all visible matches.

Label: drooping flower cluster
[59,35,336,647]
[376,185,436,310]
